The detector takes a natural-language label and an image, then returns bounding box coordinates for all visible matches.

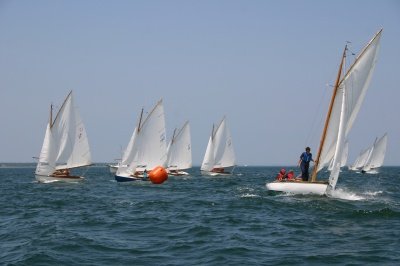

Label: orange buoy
[148,166,168,184]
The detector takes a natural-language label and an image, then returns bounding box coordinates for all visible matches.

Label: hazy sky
[1,0,399,165]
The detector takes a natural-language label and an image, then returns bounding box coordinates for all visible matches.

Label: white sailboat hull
[201,166,235,176]
[266,181,328,195]
[167,170,190,176]
[35,174,84,183]
[108,164,128,174]
[108,164,118,174]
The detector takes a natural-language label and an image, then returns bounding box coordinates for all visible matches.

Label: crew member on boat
[298,147,314,181]
[52,168,70,177]
[276,168,286,181]
[286,170,295,181]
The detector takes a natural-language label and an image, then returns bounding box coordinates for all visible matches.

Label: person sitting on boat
[286,170,295,181]
[298,147,314,181]
[52,168,70,177]
[212,167,224,173]
[276,168,286,181]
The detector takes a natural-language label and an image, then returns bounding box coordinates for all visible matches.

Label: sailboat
[201,116,236,176]
[35,91,92,182]
[166,121,192,176]
[266,29,382,195]
[349,146,371,171]
[115,99,168,182]
[361,133,388,173]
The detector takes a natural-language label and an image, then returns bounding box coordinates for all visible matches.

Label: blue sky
[1,0,399,165]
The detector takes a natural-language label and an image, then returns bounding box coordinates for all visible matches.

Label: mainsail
[35,91,92,176]
[312,29,382,190]
[166,121,192,170]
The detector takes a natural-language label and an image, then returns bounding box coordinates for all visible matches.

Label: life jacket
[286,171,295,180]
[276,169,286,181]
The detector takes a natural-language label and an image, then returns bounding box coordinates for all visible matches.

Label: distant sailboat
[349,146,371,171]
[115,99,168,182]
[266,29,382,195]
[166,121,192,176]
[108,160,121,174]
[201,116,236,176]
[35,91,92,182]
[361,133,388,173]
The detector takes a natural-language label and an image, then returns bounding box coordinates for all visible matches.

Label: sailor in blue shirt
[298,147,314,181]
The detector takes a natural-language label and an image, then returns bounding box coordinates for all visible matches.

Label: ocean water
[1,165,400,265]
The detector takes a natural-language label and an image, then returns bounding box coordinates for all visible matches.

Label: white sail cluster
[116,99,168,179]
[350,133,388,173]
[35,91,92,179]
[114,99,198,180]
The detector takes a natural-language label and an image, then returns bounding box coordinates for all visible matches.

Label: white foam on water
[328,188,366,201]
[240,193,260,198]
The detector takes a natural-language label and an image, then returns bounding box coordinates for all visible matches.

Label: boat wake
[328,188,366,201]
[329,188,384,201]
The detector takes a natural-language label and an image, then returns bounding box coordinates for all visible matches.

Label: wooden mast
[171,128,177,144]
[51,90,73,128]
[311,45,347,182]
[137,108,144,132]
[49,104,53,128]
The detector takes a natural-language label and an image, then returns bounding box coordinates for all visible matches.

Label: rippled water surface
[1,165,400,265]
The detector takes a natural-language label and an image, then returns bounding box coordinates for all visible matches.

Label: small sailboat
[35,91,92,182]
[266,29,382,195]
[108,159,123,174]
[115,99,168,182]
[201,116,236,176]
[348,146,371,171]
[361,133,388,173]
[166,121,192,176]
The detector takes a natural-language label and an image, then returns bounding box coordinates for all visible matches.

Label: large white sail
[362,133,388,172]
[166,121,192,170]
[201,116,235,173]
[35,123,56,175]
[316,30,382,176]
[35,91,92,176]
[328,140,348,171]
[328,79,347,190]
[201,134,215,172]
[117,99,168,178]
[350,146,371,170]
[51,93,91,170]
[213,117,235,168]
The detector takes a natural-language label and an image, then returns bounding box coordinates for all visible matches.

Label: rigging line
[304,84,329,147]
[80,164,91,177]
